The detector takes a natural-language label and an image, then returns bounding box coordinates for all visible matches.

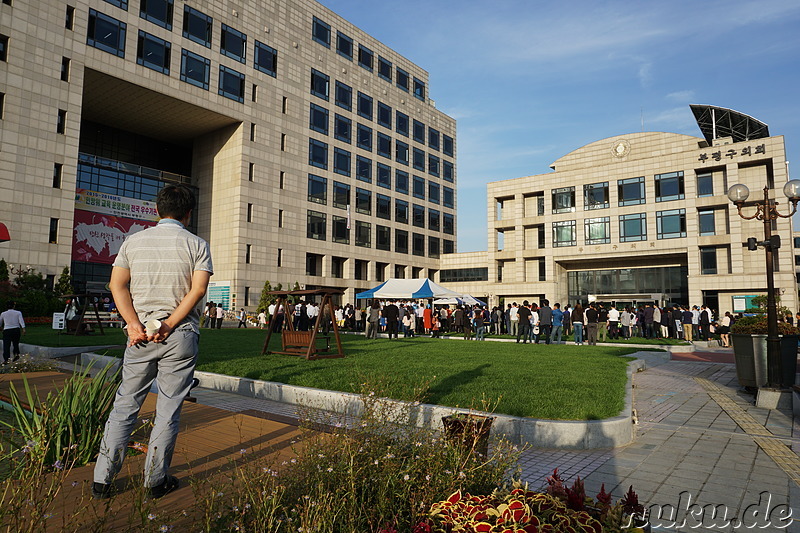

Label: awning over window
[0,223,9,242]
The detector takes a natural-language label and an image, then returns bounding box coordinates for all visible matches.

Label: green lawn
[21,325,127,348]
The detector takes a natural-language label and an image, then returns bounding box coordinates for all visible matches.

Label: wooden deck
[0,371,303,532]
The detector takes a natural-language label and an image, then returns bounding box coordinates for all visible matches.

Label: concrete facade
[0,0,456,305]
[441,131,799,315]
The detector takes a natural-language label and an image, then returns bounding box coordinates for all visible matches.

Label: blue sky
[319,0,800,252]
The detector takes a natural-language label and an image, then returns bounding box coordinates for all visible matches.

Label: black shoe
[147,475,179,499]
[92,482,115,499]
[12,355,19,362]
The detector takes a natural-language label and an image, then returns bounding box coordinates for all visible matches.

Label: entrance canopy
[356,278,462,300]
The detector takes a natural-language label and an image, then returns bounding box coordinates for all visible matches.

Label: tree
[257,279,272,314]
[54,266,74,296]
[0,259,8,282]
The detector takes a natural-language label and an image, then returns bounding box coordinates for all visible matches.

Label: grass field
[21,326,648,420]
[21,326,127,348]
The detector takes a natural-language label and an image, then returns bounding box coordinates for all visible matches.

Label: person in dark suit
[382,301,400,339]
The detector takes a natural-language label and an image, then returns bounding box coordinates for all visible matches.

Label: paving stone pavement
[191,351,800,533]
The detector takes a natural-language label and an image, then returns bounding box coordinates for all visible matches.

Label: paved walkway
[188,347,800,533]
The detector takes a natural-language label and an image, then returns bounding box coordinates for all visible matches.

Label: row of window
[309,73,454,155]
[308,173,454,208]
[530,172,713,216]
[311,16,426,100]
[309,137,454,182]
[542,209,691,247]
[307,211,453,257]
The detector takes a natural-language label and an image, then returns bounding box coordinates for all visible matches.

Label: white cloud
[666,90,696,103]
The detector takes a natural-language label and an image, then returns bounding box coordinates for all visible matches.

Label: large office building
[440,106,799,315]
[0,0,456,307]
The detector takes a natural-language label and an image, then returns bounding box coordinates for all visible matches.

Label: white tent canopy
[356,278,462,300]
[433,295,486,306]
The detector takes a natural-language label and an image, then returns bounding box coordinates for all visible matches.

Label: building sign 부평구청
[698,144,765,163]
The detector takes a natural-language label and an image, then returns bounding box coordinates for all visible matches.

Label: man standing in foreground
[0,301,25,363]
[93,185,213,500]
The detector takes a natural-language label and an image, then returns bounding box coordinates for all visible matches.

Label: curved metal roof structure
[690,104,769,144]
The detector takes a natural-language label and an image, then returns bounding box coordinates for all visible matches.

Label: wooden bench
[81,311,123,328]
[281,330,331,356]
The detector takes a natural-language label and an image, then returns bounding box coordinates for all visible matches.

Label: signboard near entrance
[207,281,231,310]
[732,295,759,313]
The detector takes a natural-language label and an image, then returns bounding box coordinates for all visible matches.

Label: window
[249,162,255,181]
[698,209,716,236]
[66,5,75,30]
[377,163,391,189]
[443,213,454,235]
[254,41,277,77]
[57,109,67,134]
[413,77,425,100]
[552,220,576,247]
[377,225,391,251]
[413,120,425,143]
[60,57,71,81]
[221,24,246,62]
[357,124,372,151]
[332,215,349,244]
[140,0,173,29]
[336,31,353,59]
[310,69,329,100]
[377,132,391,158]
[429,182,440,204]
[278,210,284,228]
[429,237,440,258]
[413,204,425,228]
[180,49,210,89]
[584,182,609,210]
[247,203,253,222]
[395,170,409,194]
[53,163,63,189]
[355,188,371,215]
[307,210,326,240]
[307,174,327,204]
[443,135,454,157]
[355,221,371,248]
[585,217,610,245]
[358,44,373,70]
[655,171,684,202]
[281,133,286,151]
[377,102,392,129]
[618,176,645,206]
[48,218,59,244]
[335,81,352,110]
[137,31,171,74]
[551,186,575,214]
[443,186,454,208]
[619,213,646,242]
[396,229,409,253]
[412,233,425,256]
[700,247,718,275]
[395,140,409,165]
[396,67,409,91]
[356,155,372,183]
[428,128,440,151]
[334,114,351,143]
[104,0,127,9]
[183,6,211,47]
[309,103,328,134]
[395,199,409,224]
[309,138,328,169]
[412,175,425,199]
[443,240,455,254]
[428,154,440,177]
[428,209,440,232]
[357,92,373,120]
[333,148,350,176]
[333,181,350,209]
[697,172,713,197]
[376,194,391,219]
[219,65,245,102]
[413,148,425,171]
[312,16,330,47]
[87,10,127,57]
[443,160,454,182]
[396,111,409,136]
[378,56,392,81]
[656,209,686,239]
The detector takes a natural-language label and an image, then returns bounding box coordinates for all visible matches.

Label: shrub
[730,316,799,335]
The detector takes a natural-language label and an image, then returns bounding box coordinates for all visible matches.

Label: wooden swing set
[261,288,345,360]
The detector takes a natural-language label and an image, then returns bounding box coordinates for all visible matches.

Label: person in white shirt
[508,303,519,336]
[257,311,267,329]
[607,305,620,340]
[0,301,25,363]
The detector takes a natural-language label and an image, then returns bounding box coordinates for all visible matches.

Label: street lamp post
[727,179,800,389]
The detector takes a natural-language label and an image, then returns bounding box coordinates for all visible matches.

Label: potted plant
[441,412,495,457]
[730,316,799,390]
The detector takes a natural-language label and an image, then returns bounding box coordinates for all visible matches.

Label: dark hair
[157,184,196,220]
[6,301,16,309]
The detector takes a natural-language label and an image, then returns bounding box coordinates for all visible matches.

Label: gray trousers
[94,328,198,487]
